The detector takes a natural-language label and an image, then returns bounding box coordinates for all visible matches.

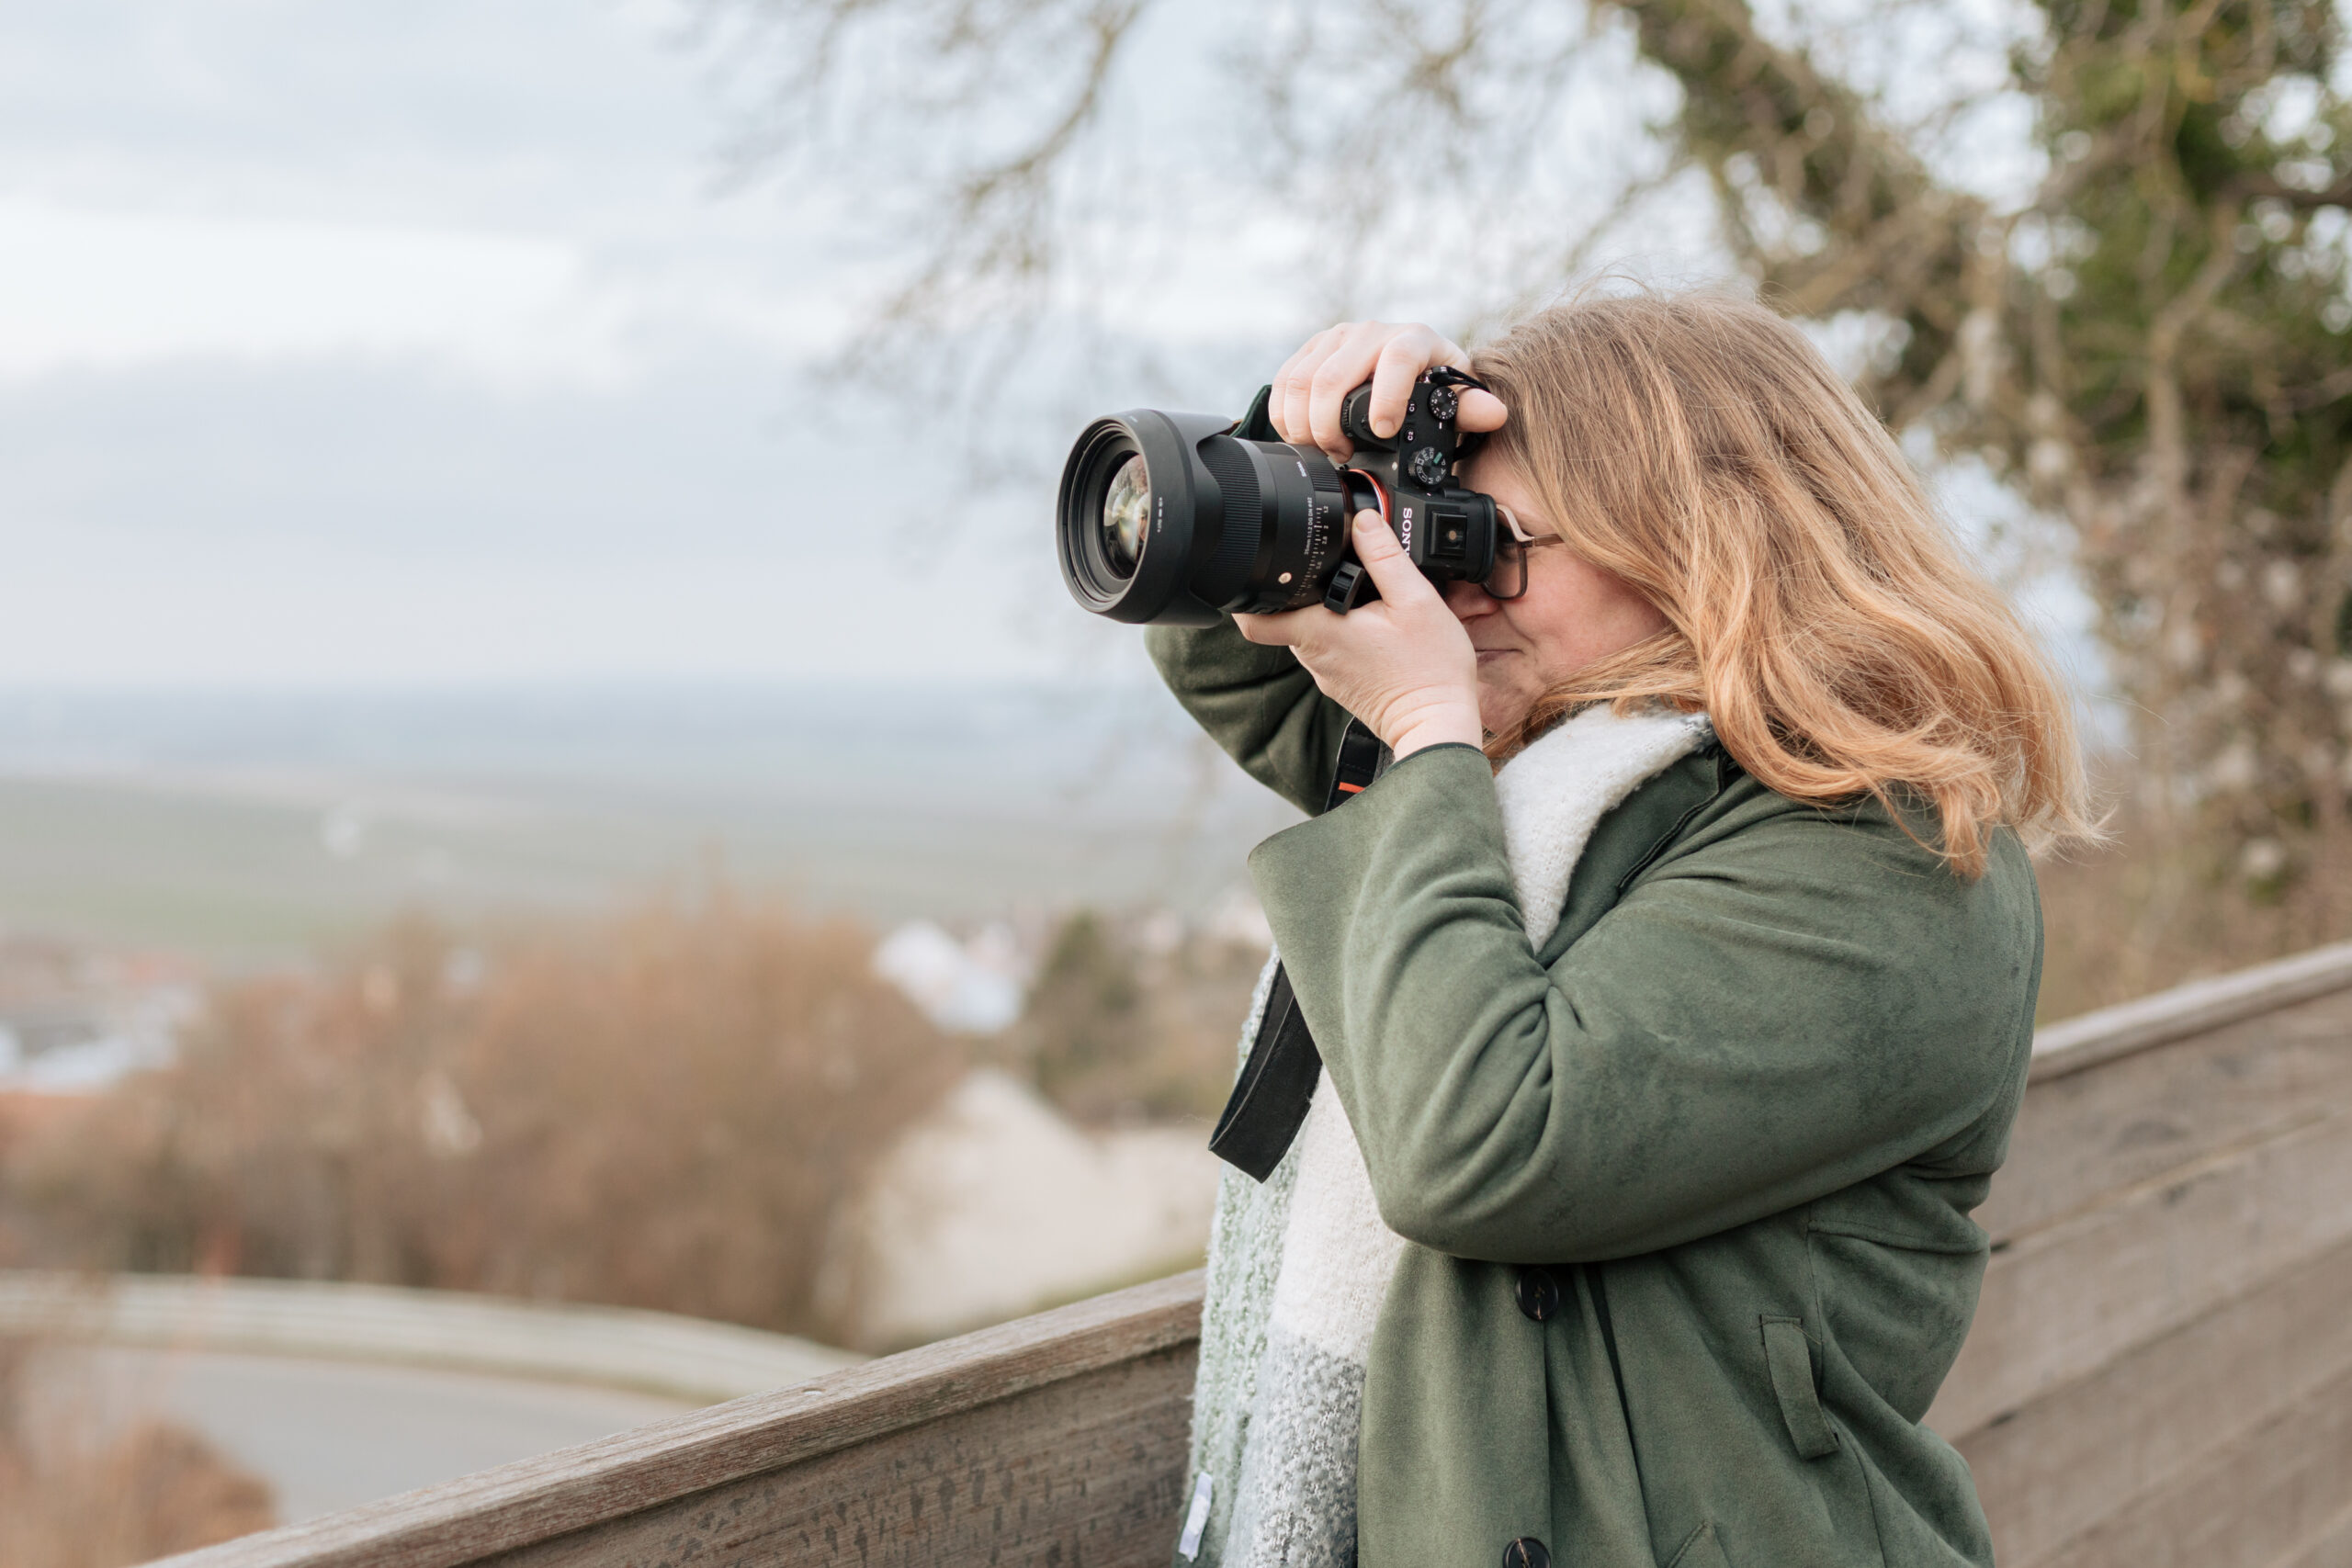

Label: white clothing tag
[1177,1471,1215,1559]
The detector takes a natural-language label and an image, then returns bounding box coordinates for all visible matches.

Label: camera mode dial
[1408,446,1450,488]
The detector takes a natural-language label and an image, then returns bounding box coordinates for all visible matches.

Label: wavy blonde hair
[1471,289,2092,876]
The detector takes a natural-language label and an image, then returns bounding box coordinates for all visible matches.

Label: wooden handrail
[2027,939,2352,1082]
[153,942,2352,1568]
[162,1270,1203,1568]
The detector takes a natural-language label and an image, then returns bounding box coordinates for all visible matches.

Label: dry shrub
[2035,800,2352,1023]
[0,1339,276,1566]
[2,892,962,1340]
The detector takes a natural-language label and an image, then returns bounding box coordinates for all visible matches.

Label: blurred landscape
[9,0,2352,1557]
[0,681,1296,953]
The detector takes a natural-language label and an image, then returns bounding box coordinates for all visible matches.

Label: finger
[1268,336,1316,444]
[1308,321,1395,459]
[1270,338,1326,442]
[1349,508,1442,606]
[1276,326,1345,446]
[1366,328,1446,439]
[1458,388,1510,433]
[1233,608,1311,648]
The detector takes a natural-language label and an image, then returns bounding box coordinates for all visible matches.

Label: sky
[0,0,2101,699]
[0,0,1160,685]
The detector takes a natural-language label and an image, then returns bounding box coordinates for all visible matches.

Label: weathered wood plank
[2037,1357,2352,1568]
[2028,941,2352,1084]
[1960,1234,2352,1566]
[154,1271,1204,1568]
[2270,1499,2352,1568]
[1929,1100,2352,1438]
[1980,981,2352,1244]
[483,1344,1193,1568]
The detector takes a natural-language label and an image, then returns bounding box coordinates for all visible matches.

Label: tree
[1622,0,2352,899]
[702,0,2352,904]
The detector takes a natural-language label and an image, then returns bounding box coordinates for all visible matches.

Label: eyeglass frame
[1477,505,1570,602]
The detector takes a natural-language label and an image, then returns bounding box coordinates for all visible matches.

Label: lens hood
[1057,409,1235,626]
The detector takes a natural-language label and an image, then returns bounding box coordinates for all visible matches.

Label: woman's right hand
[1269,321,1509,462]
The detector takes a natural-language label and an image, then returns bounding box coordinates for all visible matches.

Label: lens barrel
[1057,411,1356,626]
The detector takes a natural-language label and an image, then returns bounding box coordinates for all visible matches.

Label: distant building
[870,919,1028,1034]
[0,935,192,1096]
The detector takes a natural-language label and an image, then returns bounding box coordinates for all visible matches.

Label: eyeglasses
[1477,506,1569,601]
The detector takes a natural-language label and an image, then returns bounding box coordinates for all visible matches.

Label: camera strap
[1206,716,1386,1181]
[1325,716,1385,806]
[1232,384,1281,442]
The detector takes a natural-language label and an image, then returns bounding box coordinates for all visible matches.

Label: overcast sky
[0,1,1178,685]
[0,1,2100,698]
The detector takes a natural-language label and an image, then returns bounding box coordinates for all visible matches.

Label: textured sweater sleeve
[1248,743,2041,1264]
[1146,620,1353,818]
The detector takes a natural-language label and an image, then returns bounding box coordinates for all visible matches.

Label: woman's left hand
[1235,511,1485,760]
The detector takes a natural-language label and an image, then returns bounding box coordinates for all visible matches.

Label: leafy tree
[1622,0,2352,888]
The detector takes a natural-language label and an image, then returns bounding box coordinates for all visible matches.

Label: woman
[1152,292,2088,1568]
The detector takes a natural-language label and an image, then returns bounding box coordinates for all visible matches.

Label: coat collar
[1534,736,1737,965]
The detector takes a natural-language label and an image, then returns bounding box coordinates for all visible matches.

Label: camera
[1056,367,1517,626]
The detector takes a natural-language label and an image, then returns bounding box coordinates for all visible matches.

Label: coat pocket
[1665,1520,1733,1568]
[1759,1315,1841,1460]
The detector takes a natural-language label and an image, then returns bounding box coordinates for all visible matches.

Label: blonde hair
[1471,288,2093,876]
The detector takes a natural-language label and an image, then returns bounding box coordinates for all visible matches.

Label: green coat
[1148,622,2041,1568]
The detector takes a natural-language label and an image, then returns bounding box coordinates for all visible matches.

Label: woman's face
[1442,455,1672,738]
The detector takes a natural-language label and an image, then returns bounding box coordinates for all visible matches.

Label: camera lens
[1100,454,1150,577]
[1057,394,1499,625]
[1057,409,1354,625]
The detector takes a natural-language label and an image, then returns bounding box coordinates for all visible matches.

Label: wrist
[1386,706,1484,759]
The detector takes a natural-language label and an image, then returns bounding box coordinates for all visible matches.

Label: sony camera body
[1310,370,1502,613]
[1057,367,1508,626]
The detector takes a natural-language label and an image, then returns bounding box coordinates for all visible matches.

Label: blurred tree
[1621,0,2352,908]
[0,1336,277,1568]
[1006,908,1263,1122]
[707,0,2352,916]
[1,897,962,1341]
[1019,909,1146,1110]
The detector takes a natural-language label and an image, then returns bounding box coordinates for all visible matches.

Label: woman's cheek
[1475,663,1531,736]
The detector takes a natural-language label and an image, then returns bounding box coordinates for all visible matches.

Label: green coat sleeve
[1249,743,2041,1263]
[1146,620,1353,817]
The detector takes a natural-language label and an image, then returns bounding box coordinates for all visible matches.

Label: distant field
[0,682,1300,958]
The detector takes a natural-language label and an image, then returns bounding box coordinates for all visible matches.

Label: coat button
[1503,1537,1551,1568]
[1515,1266,1561,1323]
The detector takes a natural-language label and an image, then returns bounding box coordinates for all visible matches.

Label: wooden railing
[164,942,2352,1568]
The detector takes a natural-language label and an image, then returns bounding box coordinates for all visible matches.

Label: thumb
[1351,510,1440,604]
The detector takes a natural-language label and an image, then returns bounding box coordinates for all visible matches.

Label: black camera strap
[1205,716,1386,1181]
[1325,716,1385,807]
[1232,384,1281,443]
